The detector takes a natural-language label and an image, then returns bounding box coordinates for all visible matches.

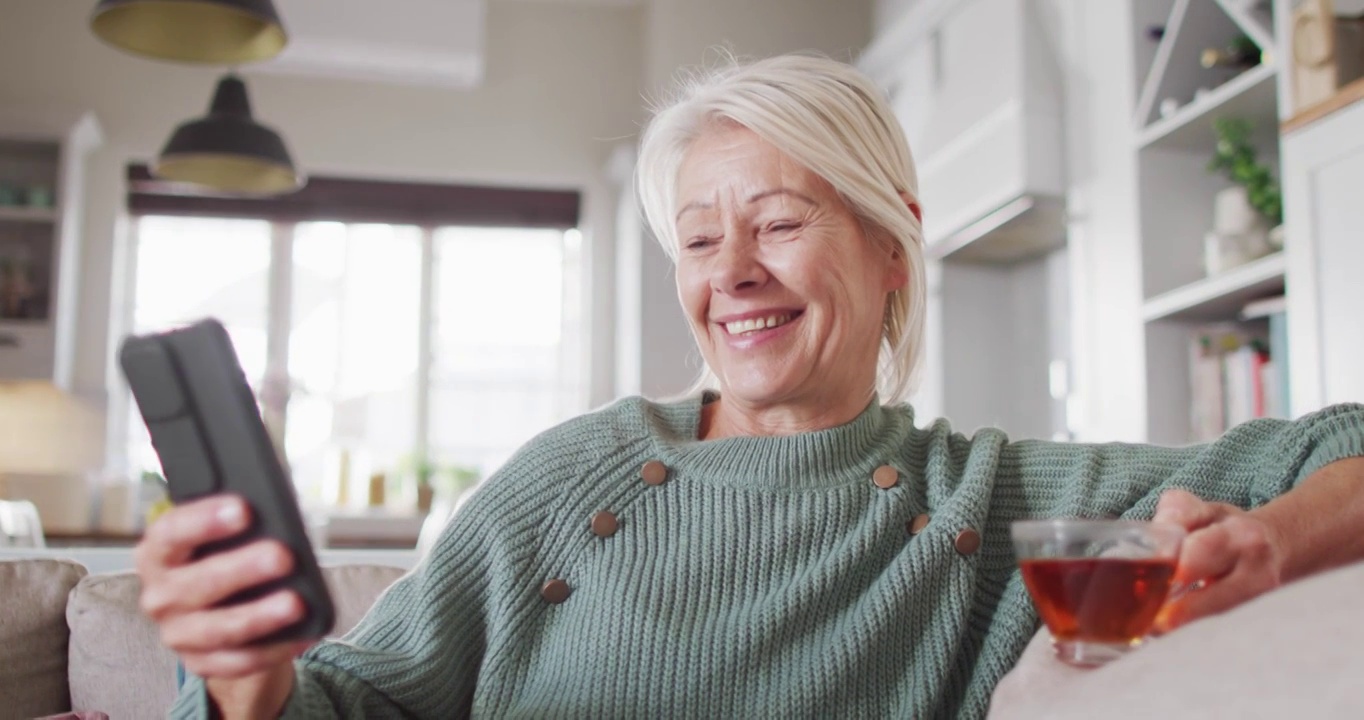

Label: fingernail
[217,500,244,527]
[273,594,298,617]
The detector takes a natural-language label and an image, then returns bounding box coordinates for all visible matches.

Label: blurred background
[2,0,1362,555]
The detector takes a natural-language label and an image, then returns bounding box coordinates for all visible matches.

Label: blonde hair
[635,53,927,403]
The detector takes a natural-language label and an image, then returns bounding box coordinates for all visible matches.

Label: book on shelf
[1188,320,1286,443]
[1241,294,1291,418]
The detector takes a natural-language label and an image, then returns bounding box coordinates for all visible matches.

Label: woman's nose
[711,234,768,294]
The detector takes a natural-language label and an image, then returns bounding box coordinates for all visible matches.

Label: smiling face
[673,122,907,415]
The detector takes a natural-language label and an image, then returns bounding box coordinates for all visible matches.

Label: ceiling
[255,0,643,89]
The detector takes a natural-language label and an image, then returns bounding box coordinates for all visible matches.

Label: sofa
[4,557,1363,719]
[1,559,406,720]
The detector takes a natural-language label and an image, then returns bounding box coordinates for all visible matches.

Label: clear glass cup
[1011,519,1186,667]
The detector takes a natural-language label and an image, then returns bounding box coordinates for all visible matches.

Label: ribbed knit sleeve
[991,402,1364,523]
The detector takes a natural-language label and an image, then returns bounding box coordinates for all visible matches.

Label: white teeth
[724,313,794,336]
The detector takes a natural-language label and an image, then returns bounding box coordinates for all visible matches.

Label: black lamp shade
[153,75,304,196]
[90,0,288,64]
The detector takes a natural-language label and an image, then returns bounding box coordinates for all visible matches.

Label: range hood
[862,0,1067,264]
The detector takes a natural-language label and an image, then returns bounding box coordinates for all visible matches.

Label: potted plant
[1209,117,1283,227]
[1203,117,1284,274]
[403,453,481,514]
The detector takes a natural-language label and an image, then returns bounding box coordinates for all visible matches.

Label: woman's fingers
[181,640,314,681]
[1153,489,1238,532]
[160,589,306,653]
[1156,514,1284,632]
[140,539,295,620]
[131,492,312,685]
[135,495,250,575]
[1171,522,1237,586]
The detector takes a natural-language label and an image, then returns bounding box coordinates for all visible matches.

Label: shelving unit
[0,206,59,224]
[1142,251,1284,322]
[1136,62,1278,151]
[1132,0,1290,444]
[0,110,101,389]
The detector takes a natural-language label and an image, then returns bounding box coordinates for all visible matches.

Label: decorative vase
[1205,231,1270,275]
[1213,186,1268,237]
[1204,186,1272,275]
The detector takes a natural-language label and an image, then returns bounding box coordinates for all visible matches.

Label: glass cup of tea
[1011,519,1186,667]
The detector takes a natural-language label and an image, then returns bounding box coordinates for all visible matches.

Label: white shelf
[0,206,57,223]
[1137,62,1279,152]
[1143,251,1285,322]
[1213,0,1277,57]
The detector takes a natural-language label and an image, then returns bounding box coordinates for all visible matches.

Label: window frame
[108,216,587,483]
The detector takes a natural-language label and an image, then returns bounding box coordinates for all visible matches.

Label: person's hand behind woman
[134,494,311,716]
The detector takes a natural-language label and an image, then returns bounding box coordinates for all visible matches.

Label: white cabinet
[862,0,1070,439]
[0,110,101,390]
[1282,97,1364,412]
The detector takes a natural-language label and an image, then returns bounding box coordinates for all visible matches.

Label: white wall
[934,250,1066,440]
[0,0,647,455]
[873,0,921,30]
[1048,0,1147,442]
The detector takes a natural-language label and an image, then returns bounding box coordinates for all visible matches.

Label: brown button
[872,465,899,489]
[954,528,982,556]
[590,510,619,538]
[641,460,669,486]
[908,513,931,535]
[541,578,571,604]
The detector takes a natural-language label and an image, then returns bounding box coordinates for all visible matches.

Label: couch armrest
[0,558,87,719]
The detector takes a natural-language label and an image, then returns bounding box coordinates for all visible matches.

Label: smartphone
[119,318,335,642]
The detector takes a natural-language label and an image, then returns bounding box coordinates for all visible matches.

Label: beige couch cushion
[989,560,1364,719]
[0,559,87,720]
[67,563,407,718]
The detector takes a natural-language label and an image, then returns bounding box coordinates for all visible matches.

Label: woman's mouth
[722,311,803,337]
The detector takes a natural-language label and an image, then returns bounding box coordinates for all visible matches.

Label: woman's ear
[882,242,910,292]
[899,192,922,223]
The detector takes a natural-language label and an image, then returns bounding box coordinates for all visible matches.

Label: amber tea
[1012,519,1185,667]
[1020,557,1177,644]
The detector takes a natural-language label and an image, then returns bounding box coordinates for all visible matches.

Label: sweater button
[541,578,571,604]
[908,513,931,535]
[872,465,899,489]
[590,510,619,538]
[954,528,982,556]
[641,460,669,486]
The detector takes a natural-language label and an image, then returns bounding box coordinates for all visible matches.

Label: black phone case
[119,318,335,643]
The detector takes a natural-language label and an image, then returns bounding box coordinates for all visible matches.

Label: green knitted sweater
[173,394,1364,719]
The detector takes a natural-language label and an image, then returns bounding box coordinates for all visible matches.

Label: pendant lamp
[90,0,288,64]
[153,74,304,196]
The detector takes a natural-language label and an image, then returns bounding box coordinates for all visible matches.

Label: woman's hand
[134,494,311,698]
[1150,488,1287,633]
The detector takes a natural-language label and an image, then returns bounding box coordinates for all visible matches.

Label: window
[119,216,586,507]
[124,216,272,477]
[429,227,580,473]
[285,222,424,505]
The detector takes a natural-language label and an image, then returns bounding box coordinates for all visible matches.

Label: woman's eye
[685,237,718,250]
[765,222,800,234]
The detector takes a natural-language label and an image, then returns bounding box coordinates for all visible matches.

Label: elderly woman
[143,55,1364,719]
